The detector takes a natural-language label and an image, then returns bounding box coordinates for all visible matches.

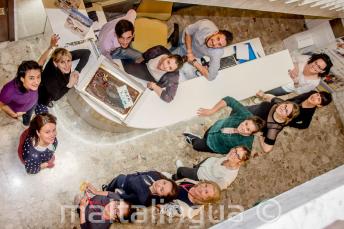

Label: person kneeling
[172,145,250,190]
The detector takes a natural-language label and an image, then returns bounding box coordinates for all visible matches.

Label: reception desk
[67,38,293,131]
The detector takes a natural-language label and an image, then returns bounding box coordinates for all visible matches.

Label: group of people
[0,7,335,229]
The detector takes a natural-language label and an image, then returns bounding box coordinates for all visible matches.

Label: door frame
[8,0,14,41]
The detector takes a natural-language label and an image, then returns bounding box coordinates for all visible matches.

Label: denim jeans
[22,105,36,126]
[265,87,289,96]
[111,46,142,61]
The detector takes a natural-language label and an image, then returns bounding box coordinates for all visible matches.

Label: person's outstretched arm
[38,34,59,66]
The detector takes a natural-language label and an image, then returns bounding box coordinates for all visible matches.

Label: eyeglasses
[231,148,243,161]
[314,60,325,73]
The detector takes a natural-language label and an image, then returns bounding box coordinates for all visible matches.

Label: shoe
[175,160,184,169]
[101,184,108,191]
[168,23,179,47]
[183,132,200,145]
[161,171,173,179]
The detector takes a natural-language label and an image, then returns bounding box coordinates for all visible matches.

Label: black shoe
[183,132,199,145]
[168,23,179,47]
[101,184,108,191]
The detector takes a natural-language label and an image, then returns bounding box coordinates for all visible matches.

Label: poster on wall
[77,56,144,121]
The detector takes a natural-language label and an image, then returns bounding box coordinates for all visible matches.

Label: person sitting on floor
[122,45,184,103]
[78,182,134,229]
[172,145,251,190]
[246,94,300,153]
[266,53,333,96]
[36,34,90,113]
[0,60,42,126]
[19,113,58,174]
[103,170,178,207]
[256,90,332,129]
[183,96,265,154]
[98,9,142,61]
[159,179,221,219]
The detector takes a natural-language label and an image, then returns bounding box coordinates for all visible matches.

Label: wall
[14,0,49,40]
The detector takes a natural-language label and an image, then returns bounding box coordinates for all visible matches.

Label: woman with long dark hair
[18,113,58,174]
[0,60,42,125]
[267,53,333,96]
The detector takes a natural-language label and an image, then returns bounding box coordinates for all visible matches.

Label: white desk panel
[124,50,293,129]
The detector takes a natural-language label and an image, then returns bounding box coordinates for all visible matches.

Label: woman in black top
[256,90,332,129]
[104,170,178,206]
[247,93,300,153]
[36,36,90,113]
[122,45,184,103]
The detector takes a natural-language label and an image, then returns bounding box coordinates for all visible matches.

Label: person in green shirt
[183,96,265,154]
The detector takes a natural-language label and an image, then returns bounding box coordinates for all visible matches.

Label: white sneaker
[175,159,184,168]
[161,171,173,179]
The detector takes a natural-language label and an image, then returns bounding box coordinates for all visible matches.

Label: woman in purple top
[0,61,42,125]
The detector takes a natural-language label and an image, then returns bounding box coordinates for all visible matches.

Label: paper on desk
[235,43,250,60]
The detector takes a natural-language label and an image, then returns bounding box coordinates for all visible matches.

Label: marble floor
[1,5,344,229]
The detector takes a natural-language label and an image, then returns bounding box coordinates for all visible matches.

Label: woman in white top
[171,145,251,190]
[266,53,333,96]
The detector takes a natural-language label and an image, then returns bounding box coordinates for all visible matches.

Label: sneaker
[101,184,108,191]
[161,171,173,179]
[175,160,184,169]
[183,132,200,145]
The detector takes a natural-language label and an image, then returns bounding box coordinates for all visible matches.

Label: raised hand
[197,108,213,116]
[50,34,60,48]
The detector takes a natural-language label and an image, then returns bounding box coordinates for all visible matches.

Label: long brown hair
[28,113,57,146]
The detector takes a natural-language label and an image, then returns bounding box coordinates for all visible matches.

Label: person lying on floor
[266,53,333,96]
[36,34,90,113]
[173,19,233,81]
[77,182,134,229]
[172,145,251,190]
[246,93,300,153]
[183,96,265,154]
[256,90,332,129]
[18,113,58,174]
[103,170,179,207]
[0,60,42,126]
[98,9,142,61]
[122,45,184,103]
[159,179,221,219]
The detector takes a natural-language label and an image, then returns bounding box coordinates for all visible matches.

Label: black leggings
[121,59,156,82]
[173,158,209,180]
[192,129,215,153]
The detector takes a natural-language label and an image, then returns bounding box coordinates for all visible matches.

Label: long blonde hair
[194,180,221,204]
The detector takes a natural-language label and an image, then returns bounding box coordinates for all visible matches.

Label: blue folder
[234,43,257,64]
